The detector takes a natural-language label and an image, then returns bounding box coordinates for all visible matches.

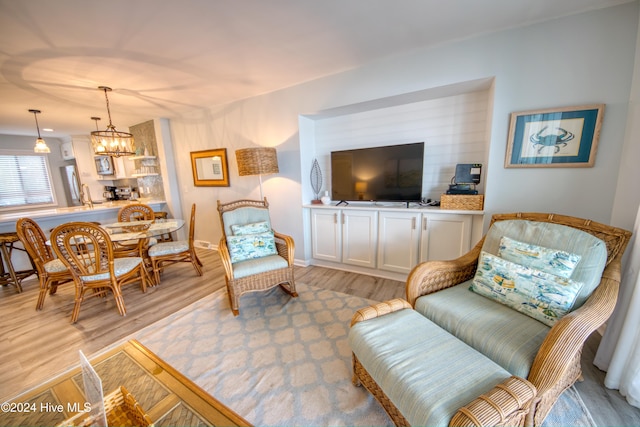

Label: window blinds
[0,154,54,208]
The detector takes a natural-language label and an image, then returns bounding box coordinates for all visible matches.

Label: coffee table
[0,340,251,426]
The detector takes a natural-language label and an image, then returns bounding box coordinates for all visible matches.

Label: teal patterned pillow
[498,236,581,279]
[470,251,584,326]
[227,232,277,263]
[231,221,271,236]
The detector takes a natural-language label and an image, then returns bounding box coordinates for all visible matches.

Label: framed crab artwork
[505,104,604,168]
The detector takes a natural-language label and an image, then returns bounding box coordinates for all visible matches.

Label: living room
[1,1,640,426]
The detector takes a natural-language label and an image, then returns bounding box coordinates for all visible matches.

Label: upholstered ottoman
[348,300,536,426]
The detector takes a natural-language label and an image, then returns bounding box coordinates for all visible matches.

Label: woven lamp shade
[236,147,279,176]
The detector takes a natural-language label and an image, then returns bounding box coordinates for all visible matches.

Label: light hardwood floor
[1,248,639,426]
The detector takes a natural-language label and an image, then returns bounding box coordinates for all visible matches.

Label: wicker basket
[440,194,484,210]
[57,386,153,427]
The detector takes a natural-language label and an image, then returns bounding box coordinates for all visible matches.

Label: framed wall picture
[505,104,604,168]
[190,148,230,186]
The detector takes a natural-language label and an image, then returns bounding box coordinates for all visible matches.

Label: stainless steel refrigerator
[60,164,82,206]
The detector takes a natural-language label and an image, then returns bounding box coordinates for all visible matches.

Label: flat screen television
[331,142,424,204]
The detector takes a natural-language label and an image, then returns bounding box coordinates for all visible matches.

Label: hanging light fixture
[29,109,50,154]
[90,86,134,157]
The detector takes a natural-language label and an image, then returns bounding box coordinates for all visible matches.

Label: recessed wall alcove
[298,77,495,204]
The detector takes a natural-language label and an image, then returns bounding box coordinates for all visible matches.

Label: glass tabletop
[101,219,185,242]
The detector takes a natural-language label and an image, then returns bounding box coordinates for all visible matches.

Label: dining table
[102,219,185,286]
[101,219,185,243]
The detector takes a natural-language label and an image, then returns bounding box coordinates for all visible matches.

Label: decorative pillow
[498,236,581,279]
[231,221,271,236]
[227,231,277,263]
[470,251,584,326]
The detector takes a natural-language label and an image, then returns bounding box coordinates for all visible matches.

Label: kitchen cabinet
[310,208,377,268]
[419,213,472,262]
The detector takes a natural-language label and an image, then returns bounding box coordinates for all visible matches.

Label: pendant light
[29,109,50,154]
[90,86,134,157]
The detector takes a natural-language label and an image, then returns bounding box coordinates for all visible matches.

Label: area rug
[133,283,595,427]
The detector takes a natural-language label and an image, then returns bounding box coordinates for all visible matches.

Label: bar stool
[153,211,174,242]
[0,232,37,293]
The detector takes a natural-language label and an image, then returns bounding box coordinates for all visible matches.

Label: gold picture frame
[505,104,604,168]
[190,148,230,186]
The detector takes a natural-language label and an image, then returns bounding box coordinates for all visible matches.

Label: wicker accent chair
[390,212,630,426]
[16,217,73,310]
[148,203,203,285]
[51,221,149,323]
[217,198,297,316]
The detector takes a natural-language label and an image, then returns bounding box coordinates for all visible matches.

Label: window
[0,152,56,209]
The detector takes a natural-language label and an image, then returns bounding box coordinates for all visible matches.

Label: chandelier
[90,86,134,156]
[29,109,50,154]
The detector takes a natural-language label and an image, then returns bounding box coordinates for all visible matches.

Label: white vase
[321,192,331,205]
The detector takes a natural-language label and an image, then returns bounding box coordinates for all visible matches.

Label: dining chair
[148,203,203,285]
[114,203,157,260]
[16,217,74,310]
[51,221,149,323]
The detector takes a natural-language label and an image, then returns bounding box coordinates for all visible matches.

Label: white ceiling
[0,0,631,139]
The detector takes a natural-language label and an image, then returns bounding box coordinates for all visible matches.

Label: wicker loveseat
[349,212,631,426]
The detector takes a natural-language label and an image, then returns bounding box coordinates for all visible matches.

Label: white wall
[165,3,639,263]
[311,90,490,202]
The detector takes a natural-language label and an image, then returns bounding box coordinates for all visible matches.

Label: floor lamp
[236,147,279,200]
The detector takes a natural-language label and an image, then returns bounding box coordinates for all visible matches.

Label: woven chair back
[51,222,114,277]
[490,212,631,267]
[118,203,155,222]
[16,217,54,269]
[217,198,271,238]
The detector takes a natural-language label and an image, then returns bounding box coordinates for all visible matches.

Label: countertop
[0,199,166,228]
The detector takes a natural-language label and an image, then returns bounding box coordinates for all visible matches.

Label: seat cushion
[349,308,511,427]
[231,254,288,279]
[80,257,143,282]
[415,281,550,378]
[482,220,607,309]
[148,240,189,257]
[44,258,68,273]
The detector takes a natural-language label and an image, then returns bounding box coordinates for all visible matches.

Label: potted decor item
[310,159,323,204]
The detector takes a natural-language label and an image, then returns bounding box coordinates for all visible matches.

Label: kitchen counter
[0,199,168,271]
[0,199,167,231]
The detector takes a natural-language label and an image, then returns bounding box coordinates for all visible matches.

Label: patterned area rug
[133,283,595,427]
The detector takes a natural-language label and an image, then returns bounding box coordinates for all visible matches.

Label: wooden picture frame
[190,148,230,186]
[505,104,604,168]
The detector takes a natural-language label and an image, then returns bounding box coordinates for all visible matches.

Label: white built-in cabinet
[310,208,377,268]
[309,205,479,279]
[377,211,421,274]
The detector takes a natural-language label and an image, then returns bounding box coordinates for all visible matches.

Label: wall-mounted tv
[331,142,424,203]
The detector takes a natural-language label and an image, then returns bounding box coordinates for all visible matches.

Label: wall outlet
[194,240,213,250]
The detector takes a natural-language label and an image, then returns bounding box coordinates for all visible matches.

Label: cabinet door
[342,210,378,268]
[377,211,421,274]
[311,209,341,262]
[420,214,472,262]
